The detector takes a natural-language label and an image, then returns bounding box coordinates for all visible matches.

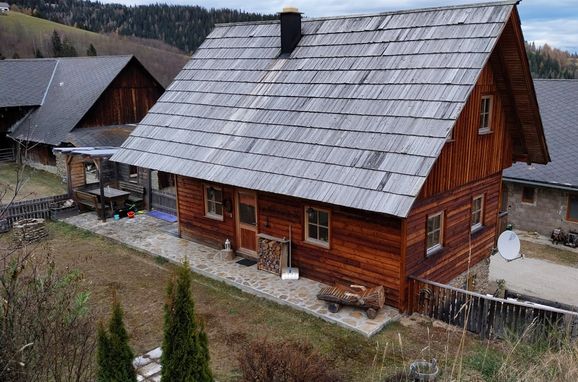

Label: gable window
[471,194,484,231]
[305,207,330,247]
[426,212,444,255]
[479,95,493,133]
[204,184,223,220]
[567,194,578,222]
[521,186,536,204]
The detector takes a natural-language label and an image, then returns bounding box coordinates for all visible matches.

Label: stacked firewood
[257,237,285,275]
[12,218,48,244]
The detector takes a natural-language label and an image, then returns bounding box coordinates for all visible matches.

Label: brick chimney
[280,6,302,55]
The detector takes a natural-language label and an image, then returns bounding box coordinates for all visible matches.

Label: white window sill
[426,245,443,257]
[305,238,330,249]
[471,224,483,234]
[205,213,224,221]
[478,128,492,135]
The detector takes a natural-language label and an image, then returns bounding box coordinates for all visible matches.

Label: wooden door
[236,190,258,257]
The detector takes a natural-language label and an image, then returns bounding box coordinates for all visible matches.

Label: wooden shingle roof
[112,1,521,217]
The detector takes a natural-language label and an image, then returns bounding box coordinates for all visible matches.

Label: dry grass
[3,222,574,381]
[521,239,578,268]
[0,163,65,203]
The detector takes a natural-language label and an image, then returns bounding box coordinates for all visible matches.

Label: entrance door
[236,190,258,257]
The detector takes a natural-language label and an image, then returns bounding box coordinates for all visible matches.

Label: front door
[236,190,258,257]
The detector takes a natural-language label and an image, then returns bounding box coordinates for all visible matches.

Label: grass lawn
[0,222,501,381]
[0,163,66,203]
[521,239,578,268]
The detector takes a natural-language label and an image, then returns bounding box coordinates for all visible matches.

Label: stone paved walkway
[64,213,400,336]
[134,347,162,382]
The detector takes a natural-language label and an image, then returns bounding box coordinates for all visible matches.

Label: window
[305,207,330,247]
[521,186,536,204]
[567,194,578,222]
[204,184,223,220]
[471,195,484,231]
[129,165,138,183]
[479,95,493,133]
[426,212,444,255]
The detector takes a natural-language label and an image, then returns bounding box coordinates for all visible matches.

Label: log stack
[12,218,48,244]
[257,234,289,276]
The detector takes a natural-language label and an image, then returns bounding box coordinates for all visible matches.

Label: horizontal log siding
[176,176,235,248]
[77,60,163,128]
[420,62,512,198]
[405,173,501,284]
[258,193,403,308]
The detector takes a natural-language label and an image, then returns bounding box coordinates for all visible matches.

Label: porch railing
[408,276,578,340]
[151,189,177,215]
[0,147,15,163]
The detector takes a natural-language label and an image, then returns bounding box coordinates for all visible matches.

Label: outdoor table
[86,187,130,212]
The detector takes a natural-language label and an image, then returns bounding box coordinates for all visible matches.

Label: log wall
[176,176,404,307]
[402,173,502,308]
[77,59,163,128]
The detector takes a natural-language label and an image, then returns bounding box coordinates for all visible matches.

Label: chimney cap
[281,6,301,14]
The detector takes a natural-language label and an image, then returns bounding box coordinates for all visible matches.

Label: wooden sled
[316,284,385,319]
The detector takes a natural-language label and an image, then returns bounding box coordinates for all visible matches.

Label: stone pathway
[64,213,401,337]
[134,347,162,382]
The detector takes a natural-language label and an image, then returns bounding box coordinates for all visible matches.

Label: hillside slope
[0,11,189,86]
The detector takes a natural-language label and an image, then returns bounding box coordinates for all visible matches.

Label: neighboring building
[0,3,9,14]
[1,56,164,176]
[112,2,549,311]
[503,80,578,236]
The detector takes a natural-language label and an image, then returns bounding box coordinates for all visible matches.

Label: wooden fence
[0,147,15,162]
[408,277,578,341]
[0,194,70,228]
[151,189,177,215]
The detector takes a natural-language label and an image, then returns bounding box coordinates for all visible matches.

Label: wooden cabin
[3,56,163,176]
[112,1,549,311]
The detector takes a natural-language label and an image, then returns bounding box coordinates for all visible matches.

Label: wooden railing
[151,189,176,215]
[408,277,578,341]
[0,194,69,229]
[0,147,15,162]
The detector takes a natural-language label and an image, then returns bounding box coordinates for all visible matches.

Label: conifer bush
[161,259,213,382]
[96,298,136,382]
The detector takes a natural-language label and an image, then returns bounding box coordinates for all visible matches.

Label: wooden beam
[94,158,106,222]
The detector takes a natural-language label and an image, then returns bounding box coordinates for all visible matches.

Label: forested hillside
[11,0,275,53]
[526,43,578,79]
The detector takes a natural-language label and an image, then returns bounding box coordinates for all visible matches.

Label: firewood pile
[257,236,287,275]
[12,218,48,244]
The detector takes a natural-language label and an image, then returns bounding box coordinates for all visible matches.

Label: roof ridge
[2,55,133,62]
[534,78,578,82]
[215,1,518,27]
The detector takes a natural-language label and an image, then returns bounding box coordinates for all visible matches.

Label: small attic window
[479,95,493,134]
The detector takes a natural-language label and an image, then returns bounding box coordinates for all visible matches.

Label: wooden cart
[316,284,385,319]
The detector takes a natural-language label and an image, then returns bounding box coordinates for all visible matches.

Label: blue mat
[148,210,178,223]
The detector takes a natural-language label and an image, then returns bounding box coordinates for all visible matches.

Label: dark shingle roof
[0,59,57,107]
[66,124,136,147]
[504,79,578,190]
[8,56,133,145]
[112,1,523,217]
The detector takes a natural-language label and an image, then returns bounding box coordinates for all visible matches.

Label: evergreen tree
[161,260,213,382]
[51,30,63,57]
[96,298,137,382]
[11,52,20,59]
[87,43,97,56]
[62,37,78,56]
[34,48,44,58]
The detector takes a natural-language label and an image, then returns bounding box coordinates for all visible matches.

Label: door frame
[235,189,258,258]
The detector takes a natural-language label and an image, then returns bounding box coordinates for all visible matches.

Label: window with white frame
[305,207,330,247]
[471,194,484,231]
[426,212,444,254]
[479,95,493,133]
[204,184,223,219]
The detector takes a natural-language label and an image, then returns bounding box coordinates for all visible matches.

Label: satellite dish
[497,230,522,262]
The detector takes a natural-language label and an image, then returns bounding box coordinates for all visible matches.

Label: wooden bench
[118,181,145,208]
[73,190,109,216]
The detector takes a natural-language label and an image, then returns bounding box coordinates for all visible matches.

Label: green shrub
[161,259,212,381]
